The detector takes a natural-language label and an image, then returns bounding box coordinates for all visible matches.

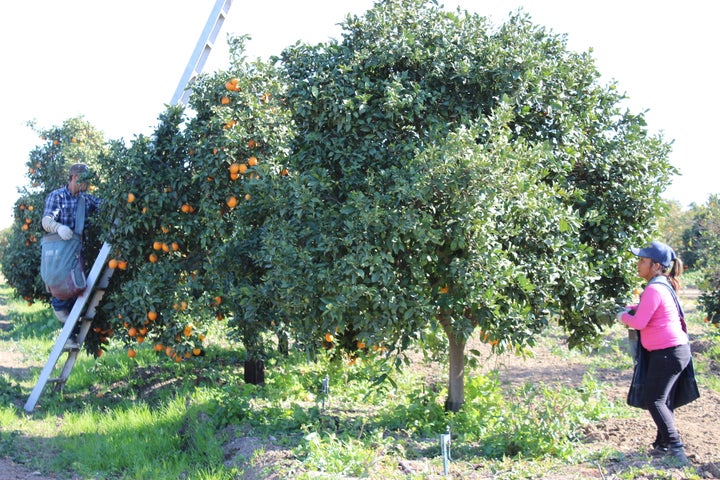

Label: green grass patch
[0,286,716,479]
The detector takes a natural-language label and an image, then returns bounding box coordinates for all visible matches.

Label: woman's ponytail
[666,257,683,292]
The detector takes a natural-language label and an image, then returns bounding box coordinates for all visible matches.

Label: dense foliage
[2,0,677,409]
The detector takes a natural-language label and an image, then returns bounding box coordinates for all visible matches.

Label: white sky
[1,1,717,229]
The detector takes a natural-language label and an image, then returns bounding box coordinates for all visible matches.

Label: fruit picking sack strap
[648,275,687,333]
[74,195,86,235]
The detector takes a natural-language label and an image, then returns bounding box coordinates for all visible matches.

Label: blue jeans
[51,297,75,312]
[644,343,692,447]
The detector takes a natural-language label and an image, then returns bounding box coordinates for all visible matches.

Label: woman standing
[618,240,691,463]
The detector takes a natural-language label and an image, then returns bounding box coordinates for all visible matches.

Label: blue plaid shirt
[43,186,102,232]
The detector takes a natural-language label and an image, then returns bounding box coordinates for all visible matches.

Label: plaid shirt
[43,186,102,232]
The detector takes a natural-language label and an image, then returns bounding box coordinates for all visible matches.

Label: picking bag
[39,196,87,300]
[40,233,86,300]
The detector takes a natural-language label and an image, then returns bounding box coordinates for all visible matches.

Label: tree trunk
[243,358,265,385]
[439,314,466,412]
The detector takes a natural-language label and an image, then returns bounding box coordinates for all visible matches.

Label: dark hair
[68,163,88,181]
[662,257,683,292]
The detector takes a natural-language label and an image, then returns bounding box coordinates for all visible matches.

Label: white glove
[57,225,74,240]
[616,308,630,323]
[42,216,74,240]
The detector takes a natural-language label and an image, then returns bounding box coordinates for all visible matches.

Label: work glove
[616,308,630,323]
[42,216,74,240]
[57,225,74,240]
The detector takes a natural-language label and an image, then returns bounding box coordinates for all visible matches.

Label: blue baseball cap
[631,240,676,268]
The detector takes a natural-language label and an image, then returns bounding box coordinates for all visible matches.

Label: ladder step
[47,377,62,384]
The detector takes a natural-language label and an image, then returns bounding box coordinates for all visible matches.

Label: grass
[0,280,717,479]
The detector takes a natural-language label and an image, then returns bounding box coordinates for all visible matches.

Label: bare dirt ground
[1,287,719,479]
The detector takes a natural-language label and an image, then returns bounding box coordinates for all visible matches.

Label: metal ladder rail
[171,0,233,106]
[24,0,234,412]
[23,242,113,412]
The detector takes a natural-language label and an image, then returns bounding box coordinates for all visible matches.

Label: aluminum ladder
[23,0,233,413]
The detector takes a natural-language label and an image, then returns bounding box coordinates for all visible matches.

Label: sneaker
[667,445,689,465]
[64,335,80,350]
[650,443,668,456]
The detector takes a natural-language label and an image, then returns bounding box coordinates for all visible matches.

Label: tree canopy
[2,0,677,410]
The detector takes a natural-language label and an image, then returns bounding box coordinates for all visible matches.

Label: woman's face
[637,256,659,281]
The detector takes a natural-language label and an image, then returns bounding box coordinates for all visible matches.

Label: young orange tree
[89,36,293,367]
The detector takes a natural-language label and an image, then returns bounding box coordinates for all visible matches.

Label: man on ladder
[41,163,102,341]
[24,0,233,413]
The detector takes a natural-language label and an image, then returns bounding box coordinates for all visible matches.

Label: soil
[1,287,719,479]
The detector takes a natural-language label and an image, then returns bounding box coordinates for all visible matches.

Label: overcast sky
[1,0,717,229]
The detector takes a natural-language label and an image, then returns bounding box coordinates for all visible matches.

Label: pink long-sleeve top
[620,283,688,351]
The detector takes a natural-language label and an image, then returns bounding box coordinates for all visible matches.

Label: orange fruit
[226,196,238,208]
[439,285,449,294]
[127,349,137,358]
[238,164,248,174]
[153,241,163,251]
[192,348,202,356]
[221,96,230,105]
[161,243,170,253]
[136,336,145,344]
[147,311,158,321]
[118,260,128,270]
[280,168,289,176]
[245,194,251,201]
[128,327,138,337]
[214,295,222,305]
[247,156,258,166]
[324,333,334,343]
[229,163,241,174]
[248,139,257,149]
[108,259,119,269]
[171,242,179,252]
[154,343,164,352]
[356,341,366,349]
[183,325,193,337]
[149,253,158,263]
[127,192,136,203]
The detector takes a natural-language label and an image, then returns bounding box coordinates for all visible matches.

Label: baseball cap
[630,240,676,268]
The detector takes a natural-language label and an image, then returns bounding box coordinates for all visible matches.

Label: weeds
[0,284,717,479]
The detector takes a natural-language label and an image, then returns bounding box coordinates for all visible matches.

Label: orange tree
[1,117,106,307]
[88,35,294,365]
[683,195,720,327]
[251,0,676,411]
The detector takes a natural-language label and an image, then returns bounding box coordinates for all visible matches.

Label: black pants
[644,343,692,447]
